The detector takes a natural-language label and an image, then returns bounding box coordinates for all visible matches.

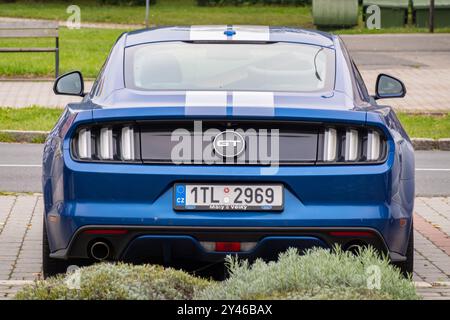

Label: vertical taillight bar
[77,128,91,159]
[367,130,381,161]
[99,128,114,160]
[121,127,135,161]
[323,128,337,162]
[345,129,359,161]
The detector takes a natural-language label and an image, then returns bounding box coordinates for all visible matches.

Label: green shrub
[197,0,311,6]
[196,247,419,300]
[16,247,419,300]
[16,263,209,300]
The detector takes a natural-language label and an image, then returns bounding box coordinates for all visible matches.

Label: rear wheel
[394,225,414,278]
[42,220,71,279]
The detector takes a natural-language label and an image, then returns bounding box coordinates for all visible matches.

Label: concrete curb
[1,130,449,150]
[0,130,48,143]
[412,138,450,151]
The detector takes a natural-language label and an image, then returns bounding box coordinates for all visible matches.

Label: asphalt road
[0,143,448,196]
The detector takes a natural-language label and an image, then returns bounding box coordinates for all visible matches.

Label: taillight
[319,127,386,163]
[73,125,139,162]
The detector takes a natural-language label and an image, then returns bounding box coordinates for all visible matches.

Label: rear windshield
[124,42,335,93]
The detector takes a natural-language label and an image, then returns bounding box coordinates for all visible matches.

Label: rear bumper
[50,225,408,263]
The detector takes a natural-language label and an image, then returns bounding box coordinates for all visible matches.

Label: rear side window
[125,41,335,93]
[352,61,370,102]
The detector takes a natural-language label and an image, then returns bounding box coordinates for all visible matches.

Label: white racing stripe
[185,91,227,115]
[232,25,270,41]
[232,91,275,116]
[190,25,270,41]
[190,25,228,41]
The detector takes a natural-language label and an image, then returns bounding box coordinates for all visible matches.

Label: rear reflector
[84,229,128,235]
[215,242,241,252]
[329,231,374,237]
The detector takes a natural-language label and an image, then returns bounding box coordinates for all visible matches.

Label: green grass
[0,28,126,78]
[0,106,62,131]
[398,113,450,140]
[0,0,314,27]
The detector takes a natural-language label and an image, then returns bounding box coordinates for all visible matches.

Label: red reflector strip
[329,231,373,237]
[215,242,241,252]
[84,229,128,235]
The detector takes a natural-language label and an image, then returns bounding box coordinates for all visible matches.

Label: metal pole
[429,0,435,33]
[145,0,150,29]
[55,36,59,78]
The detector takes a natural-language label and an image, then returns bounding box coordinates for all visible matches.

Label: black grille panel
[140,120,318,165]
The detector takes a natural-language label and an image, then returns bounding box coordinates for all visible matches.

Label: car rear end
[43,106,411,268]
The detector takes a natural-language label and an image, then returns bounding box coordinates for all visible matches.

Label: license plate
[173,184,284,211]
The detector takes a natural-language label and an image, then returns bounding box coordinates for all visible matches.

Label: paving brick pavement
[1,194,450,299]
[362,68,450,113]
[0,66,449,112]
[0,81,91,109]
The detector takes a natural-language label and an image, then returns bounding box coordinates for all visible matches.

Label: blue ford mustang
[43,26,415,278]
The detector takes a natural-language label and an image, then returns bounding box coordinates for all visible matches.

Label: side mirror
[375,74,406,100]
[53,71,85,96]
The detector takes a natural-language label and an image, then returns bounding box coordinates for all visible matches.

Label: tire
[395,225,414,278]
[42,220,71,279]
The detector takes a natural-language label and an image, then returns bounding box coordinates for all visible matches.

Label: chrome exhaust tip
[346,244,362,254]
[345,243,366,255]
[90,241,110,261]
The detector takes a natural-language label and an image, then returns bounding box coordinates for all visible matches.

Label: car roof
[125,25,335,48]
